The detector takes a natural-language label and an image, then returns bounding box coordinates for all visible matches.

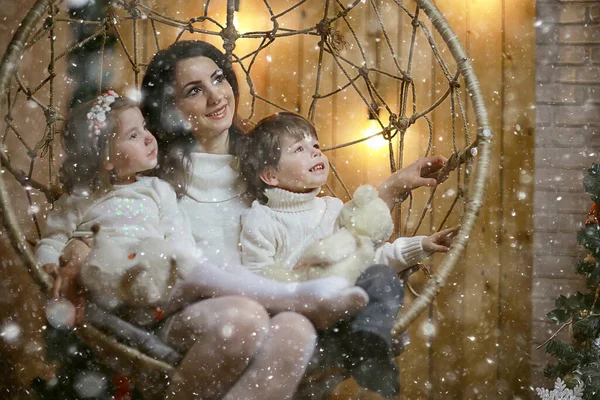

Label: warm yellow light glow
[363,119,389,150]
[233,11,268,34]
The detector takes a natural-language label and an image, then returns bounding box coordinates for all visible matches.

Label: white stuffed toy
[293,184,394,283]
[80,226,196,313]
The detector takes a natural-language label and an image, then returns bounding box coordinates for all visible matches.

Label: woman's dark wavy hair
[140,40,249,198]
[60,96,137,195]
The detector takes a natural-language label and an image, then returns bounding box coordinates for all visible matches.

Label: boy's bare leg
[164,296,270,399]
[224,312,317,400]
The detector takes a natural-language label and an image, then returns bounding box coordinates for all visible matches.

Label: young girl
[240,112,457,398]
[36,90,198,316]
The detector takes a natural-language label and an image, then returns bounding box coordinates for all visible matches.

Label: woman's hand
[378,155,449,210]
[42,239,91,327]
[422,226,459,254]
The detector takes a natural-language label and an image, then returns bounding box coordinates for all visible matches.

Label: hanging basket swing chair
[0,0,491,397]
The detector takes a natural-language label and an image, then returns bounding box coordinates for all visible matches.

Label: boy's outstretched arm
[422,226,459,253]
[377,155,449,210]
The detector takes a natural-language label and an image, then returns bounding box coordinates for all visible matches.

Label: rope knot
[265,30,276,41]
[394,117,410,132]
[411,14,419,28]
[44,107,58,125]
[382,126,395,141]
[123,0,142,18]
[316,19,331,38]
[220,25,240,49]
[103,17,113,32]
[316,19,347,53]
[358,67,369,78]
[43,16,54,31]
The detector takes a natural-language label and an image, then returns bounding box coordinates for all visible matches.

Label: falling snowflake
[592,337,600,354]
[535,378,584,400]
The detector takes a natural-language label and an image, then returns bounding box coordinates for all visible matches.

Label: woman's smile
[206,103,228,120]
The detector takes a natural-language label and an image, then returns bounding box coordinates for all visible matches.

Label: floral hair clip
[87,90,119,135]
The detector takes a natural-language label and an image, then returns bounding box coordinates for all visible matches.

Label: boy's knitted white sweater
[241,187,428,275]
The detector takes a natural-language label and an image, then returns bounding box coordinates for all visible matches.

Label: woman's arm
[170,259,368,330]
[378,155,448,210]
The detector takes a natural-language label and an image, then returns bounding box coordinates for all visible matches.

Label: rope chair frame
[0,0,491,387]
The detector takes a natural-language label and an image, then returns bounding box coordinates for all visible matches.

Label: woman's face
[173,56,235,151]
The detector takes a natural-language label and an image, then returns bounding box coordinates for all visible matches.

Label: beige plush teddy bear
[80,226,196,319]
[293,184,394,283]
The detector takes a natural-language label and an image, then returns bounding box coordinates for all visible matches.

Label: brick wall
[533,0,600,385]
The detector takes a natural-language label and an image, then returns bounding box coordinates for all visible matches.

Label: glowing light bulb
[363,119,388,150]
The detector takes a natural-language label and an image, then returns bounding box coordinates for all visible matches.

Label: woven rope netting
[0,0,490,374]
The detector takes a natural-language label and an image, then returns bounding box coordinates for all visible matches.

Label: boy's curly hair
[240,112,318,203]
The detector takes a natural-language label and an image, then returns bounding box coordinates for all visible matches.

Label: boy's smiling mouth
[309,162,325,172]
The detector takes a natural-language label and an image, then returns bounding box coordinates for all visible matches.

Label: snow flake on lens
[45,298,77,330]
[74,371,108,398]
[126,87,142,102]
[535,378,583,400]
[0,322,21,344]
[420,321,436,339]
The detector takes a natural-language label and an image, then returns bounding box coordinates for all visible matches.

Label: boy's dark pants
[348,264,405,355]
[307,264,405,399]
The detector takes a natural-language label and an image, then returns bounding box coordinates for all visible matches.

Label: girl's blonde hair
[60,96,137,194]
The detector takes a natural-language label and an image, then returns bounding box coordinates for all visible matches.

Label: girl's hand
[43,239,90,327]
[422,226,459,254]
[378,155,449,210]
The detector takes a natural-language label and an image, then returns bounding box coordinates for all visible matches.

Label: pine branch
[546,340,585,366]
[574,316,600,340]
[583,163,600,203]
[576,260,600,290]
[578,226,600,257]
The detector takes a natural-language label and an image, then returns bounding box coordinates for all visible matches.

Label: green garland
[542,163,600,399]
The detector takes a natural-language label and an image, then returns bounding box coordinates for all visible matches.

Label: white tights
[164,296,316,400]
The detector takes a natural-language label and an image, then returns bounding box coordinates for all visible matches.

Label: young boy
[240,112,455,397]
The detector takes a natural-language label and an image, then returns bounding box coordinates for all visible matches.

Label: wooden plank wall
[0,0,535,397]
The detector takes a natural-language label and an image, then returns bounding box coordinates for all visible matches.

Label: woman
[140,40,371,399]
[140,40,449,398]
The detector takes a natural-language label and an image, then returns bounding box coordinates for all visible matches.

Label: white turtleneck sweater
[241,187,428,275]
[179,152,253,268]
